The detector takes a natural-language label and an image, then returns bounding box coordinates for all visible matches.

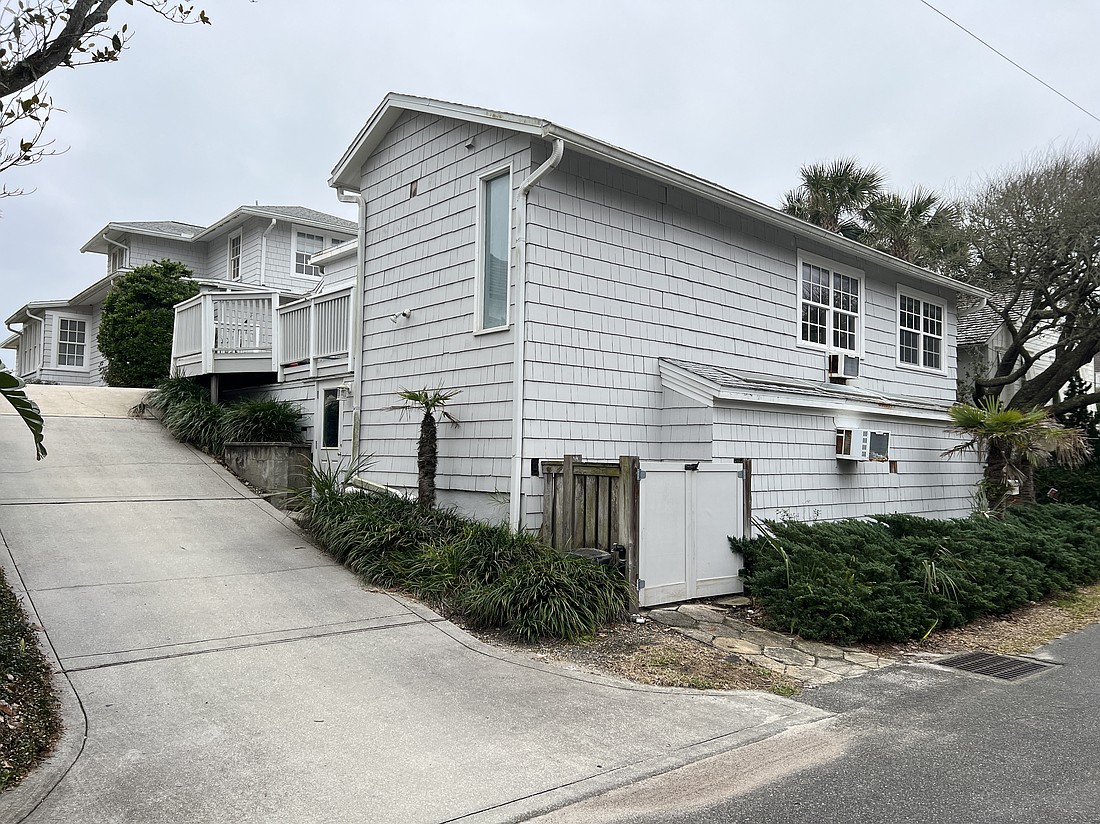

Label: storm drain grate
[936,650,1052,681]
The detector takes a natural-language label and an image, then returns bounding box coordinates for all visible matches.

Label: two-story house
[3,206,355,388]
[232,93,987,531]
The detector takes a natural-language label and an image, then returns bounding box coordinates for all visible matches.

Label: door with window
[315,381,345,460]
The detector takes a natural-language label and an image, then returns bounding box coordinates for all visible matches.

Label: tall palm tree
[391,388,460,508]
[781,158,885,241]
[861,187,963,268]
[943,398,1091,508]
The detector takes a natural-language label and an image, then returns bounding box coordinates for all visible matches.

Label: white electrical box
[836,428,890,461]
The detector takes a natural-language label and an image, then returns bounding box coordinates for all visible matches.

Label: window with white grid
[56,317,87,368]
[899,292,944,371]
[799,257,861,353]
[295,232,325,277]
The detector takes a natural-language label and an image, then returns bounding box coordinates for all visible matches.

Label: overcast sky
[2,0,1099,321]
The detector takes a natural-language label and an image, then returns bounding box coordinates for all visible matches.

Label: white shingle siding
[352,111,531,497]
[124,234,207,277]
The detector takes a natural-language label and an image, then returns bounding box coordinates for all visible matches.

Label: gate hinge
[636,467,646,481]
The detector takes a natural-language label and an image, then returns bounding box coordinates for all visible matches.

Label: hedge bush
[296,464,632,642]
[141,377,302,453]
[1035,463,1100,509]
[734,505,1100,645]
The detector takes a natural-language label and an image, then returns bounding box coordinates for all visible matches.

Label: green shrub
[735,505,1100,645]
[162,398,225,454]
[1035,463,1100,509]
[221,398,303,444]
[296,479,630,642]
[139,375,207,416]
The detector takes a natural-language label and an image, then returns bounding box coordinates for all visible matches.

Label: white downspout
[259,218,277,287]
[509,137,565,529]
[337,188,367,462]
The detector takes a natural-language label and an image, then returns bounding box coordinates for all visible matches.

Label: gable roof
[81,206,355,254]
[332,93,988,301]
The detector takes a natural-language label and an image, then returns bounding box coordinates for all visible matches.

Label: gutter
[337,188,368,463]
[509,137,565,529]
[259,218,277,286]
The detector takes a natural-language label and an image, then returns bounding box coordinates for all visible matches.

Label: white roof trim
[331,93,988,301]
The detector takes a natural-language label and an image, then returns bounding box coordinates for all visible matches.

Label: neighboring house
[957,300,1099,405]
[3,206,355,386]
[178,93,988,530]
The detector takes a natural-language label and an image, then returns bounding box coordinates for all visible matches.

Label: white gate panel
[638,462,745,607]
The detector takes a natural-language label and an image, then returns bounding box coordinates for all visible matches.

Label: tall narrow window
[228,232,242,280]
[898,292,944,371]
[322,389,340,449]
[799,258,861,353]
[108,246,129,274]
[296,232,324,276]
[56,318,87,367]
[480,172,510,330]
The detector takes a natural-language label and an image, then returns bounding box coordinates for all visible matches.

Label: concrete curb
[0,539,86,824]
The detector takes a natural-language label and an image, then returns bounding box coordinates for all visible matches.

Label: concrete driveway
[0,387,825,823]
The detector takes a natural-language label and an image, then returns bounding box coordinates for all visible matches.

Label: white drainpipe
[509,137,565,529]
[259,218,277,287]
[337,188,367,462]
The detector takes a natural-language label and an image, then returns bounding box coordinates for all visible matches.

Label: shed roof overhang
[659,359,954,423]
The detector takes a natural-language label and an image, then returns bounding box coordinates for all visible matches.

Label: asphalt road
[534,622,1100,823]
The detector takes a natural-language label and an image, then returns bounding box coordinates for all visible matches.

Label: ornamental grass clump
[221,398,303,444]
[735,504,1100,645]
[162,398,226,455]
[295,466,632,642]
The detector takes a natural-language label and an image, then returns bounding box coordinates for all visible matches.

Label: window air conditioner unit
[828,353,860,381]
[836,428,890,462]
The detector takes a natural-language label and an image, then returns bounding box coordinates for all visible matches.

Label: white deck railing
[171,291,280,375]
[277,286,352,378]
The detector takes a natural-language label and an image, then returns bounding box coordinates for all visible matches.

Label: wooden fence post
[618,455,640,604]
[560,454,580,551]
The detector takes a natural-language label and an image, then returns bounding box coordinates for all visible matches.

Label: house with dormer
[3,206,354,387]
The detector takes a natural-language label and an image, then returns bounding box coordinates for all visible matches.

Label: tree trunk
[417,411,438,508]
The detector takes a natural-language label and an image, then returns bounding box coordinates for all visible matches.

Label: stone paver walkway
[643,597,893,686]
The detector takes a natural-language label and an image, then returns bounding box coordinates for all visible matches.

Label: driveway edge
[0,539,86,824]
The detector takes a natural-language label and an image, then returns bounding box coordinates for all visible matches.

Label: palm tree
[781,158,885,241]
[861,188,963,269]
[391,388,459,508]
[943,398,1091,508]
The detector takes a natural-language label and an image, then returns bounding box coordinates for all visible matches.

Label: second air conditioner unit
[836,428,890,461]
[828,353,861,381]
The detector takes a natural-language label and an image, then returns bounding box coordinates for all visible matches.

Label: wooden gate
[539,454,639,557]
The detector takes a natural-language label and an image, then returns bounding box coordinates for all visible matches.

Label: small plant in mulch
[0,568,61,792]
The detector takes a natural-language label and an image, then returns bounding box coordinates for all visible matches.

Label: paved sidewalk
[0,388,826,824]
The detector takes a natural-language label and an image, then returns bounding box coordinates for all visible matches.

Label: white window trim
[52,312,90,371]
[473,163,514,334]
[227,230,243,281]
[291,225,351,280]
[895,285,947,375]
[795,251,865,357]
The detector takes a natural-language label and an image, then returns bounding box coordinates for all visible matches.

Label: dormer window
[108,246,129,274]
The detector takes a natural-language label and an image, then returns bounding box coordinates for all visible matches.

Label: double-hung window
[799,256,861,353]
[295,231,325,277]
[56,317,87,368]
[478,169,511,331]
[898,292,944,371]
[228,232,242,280]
